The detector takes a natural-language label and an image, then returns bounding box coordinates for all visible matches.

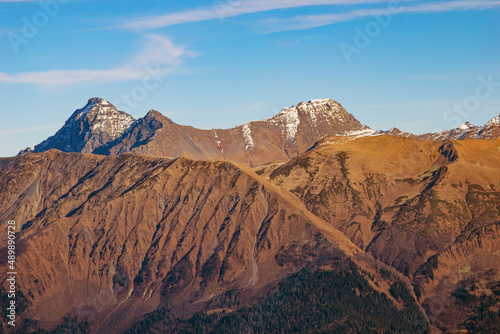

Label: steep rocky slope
[1,150,415,333]
[20,98,135,154]
[258,135,500,332]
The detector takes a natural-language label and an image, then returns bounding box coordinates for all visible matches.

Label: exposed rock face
[259,135,500,332]
[20,98,136,155]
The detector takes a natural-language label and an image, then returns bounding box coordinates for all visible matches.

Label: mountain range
[2,97,499,333]
[20,97,500,166]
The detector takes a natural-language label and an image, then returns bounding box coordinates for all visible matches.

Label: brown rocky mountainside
[2,150,414,333]
[1,136,498,333]
[257,135,500,332]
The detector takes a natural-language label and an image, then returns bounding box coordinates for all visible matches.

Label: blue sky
[0,0,499,157]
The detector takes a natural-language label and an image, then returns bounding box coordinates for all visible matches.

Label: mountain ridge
[20,98,500,167]
[21,98,370,166]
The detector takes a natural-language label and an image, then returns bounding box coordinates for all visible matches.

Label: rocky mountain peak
[486,114,500,126]
[286,98,345,116]
[273,98,356,128]
[145,109,167,120]
[20,98,135,155]
[457,122,476,131]
[73,97,113,120]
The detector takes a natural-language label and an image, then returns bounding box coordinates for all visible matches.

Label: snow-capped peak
[300,99,337,109]
[75,97,112,120]
[486,114,500,126]
[309,98,332,104]
[88,97,110,106]
[458,122,475,130]
[65,98,136,137]
[296,98,345,117]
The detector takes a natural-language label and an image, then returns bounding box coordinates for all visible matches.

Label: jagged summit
[284,98,348,117]
[84,97,109,107]
[486,113,500,126]
[73,97,111,119]
[458,122,476,131]
[418,114,500,141]
[20,98,135,155]
[88,97,108,104]
[145,109,170,121]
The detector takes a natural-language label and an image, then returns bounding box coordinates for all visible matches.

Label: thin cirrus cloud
[0,35,187,87]
[262,0,500,32]
[116,0,500,32]
[118,0,387,30]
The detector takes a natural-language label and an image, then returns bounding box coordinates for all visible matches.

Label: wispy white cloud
[113,0,500,33]
[118,0,386,30]
[0,123,61,136]
[263,0,500,32]
[0,35,188,87]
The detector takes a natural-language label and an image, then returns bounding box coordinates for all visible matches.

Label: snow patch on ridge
[242,123,254,150]
[278,107,300,143]
[214,131,222,147]
[91,111,135,137]
[343,128,380,138]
